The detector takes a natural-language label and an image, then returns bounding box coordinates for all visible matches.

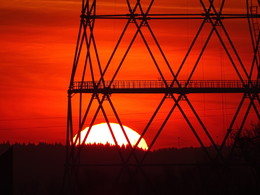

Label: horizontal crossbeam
[69,80,259,94]
[81,13,260,20]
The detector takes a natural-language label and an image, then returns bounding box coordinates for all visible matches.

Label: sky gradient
[0,0,258,148]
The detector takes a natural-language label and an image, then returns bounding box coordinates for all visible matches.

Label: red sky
[0,0,258,149]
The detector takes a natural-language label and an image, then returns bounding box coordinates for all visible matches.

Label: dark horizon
[0,135,259,195]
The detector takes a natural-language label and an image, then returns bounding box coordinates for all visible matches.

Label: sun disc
[73,123,148,150]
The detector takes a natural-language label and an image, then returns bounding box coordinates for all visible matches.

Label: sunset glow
[0,0,258,149]
[73,123,148,150]
[1,1,258,194]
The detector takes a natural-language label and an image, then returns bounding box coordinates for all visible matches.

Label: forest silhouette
[0,124,259,195]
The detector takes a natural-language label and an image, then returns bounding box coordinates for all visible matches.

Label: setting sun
[73,123,148,150]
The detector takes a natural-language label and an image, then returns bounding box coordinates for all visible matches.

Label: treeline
[0,124,259,195]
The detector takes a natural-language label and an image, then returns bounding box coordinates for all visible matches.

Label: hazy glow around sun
[73,123,148,150]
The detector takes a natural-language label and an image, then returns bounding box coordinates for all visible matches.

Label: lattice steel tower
[63,0,259,194]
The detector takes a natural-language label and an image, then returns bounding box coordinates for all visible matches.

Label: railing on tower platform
[69,80,259,94]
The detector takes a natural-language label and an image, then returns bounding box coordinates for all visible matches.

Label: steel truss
[63,0,260,194]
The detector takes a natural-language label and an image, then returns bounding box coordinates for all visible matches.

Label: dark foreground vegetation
[0,124,259,195]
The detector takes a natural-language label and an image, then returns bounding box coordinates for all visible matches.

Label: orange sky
[0,0,258,148]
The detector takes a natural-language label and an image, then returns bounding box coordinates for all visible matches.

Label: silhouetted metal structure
[63,0,259,194]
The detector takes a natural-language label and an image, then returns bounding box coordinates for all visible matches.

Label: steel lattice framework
[63,0,260,194]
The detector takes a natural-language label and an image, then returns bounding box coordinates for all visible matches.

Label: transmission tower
[63,0,259,194]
